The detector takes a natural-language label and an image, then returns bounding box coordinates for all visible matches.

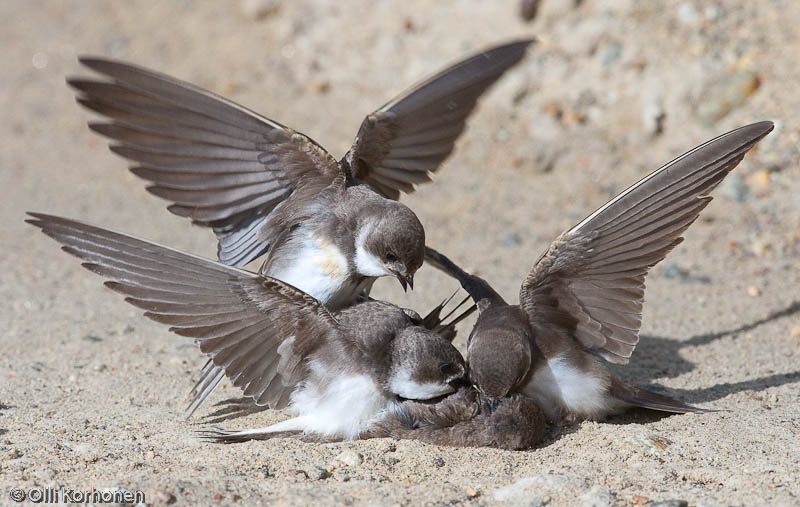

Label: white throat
[388,365,454,400]
[354,221,391,277]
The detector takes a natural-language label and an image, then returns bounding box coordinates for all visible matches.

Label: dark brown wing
[68,57,342,266]
[519,121,774,364]
[26,213,341,410]
[345,40,534,199]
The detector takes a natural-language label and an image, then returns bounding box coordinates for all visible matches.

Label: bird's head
[354,202,424,292]
[386,326,466,400]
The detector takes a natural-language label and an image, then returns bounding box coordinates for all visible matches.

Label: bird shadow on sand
[611,300,800,406]
[192,397,270,425]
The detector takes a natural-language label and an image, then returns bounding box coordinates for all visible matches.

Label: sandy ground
[2,1,799,505]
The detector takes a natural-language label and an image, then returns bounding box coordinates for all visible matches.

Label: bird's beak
[395,272,414,292]
[405,274,414,291]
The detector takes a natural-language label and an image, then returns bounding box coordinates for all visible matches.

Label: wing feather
[519,122,773,363]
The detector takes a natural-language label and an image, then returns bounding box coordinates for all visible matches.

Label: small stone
[335,450,363,467]
[152,489,177,504]
[213,493,223,500]
[642,101,666,136]
[519,0,541,21]
[465,487,480,498]
[631,433,672,453]
[384,443,397,453]
[240,0,280,20]
[630,495,649,505]
[751,240,769,256]
[789,325,800,338]
[750,169,771,190]
[145,449,156,460]
[431,457,445,467]
[383,456,400,466]
[8,449,23,459]
[747,286,761,297]
[307,466,331,480]
[286,469,308,479]
[83,335,103,342]
[650,501,689,507]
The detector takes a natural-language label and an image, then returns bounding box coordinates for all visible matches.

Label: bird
[26,213,470,442]
[67,39,532,411]
[66,39,535,306]
[364,387,546,450]
[424,121,774,423]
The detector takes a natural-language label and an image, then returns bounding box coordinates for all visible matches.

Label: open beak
[395,273,414,292]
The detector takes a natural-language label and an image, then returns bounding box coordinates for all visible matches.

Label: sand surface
[2,1,799,505]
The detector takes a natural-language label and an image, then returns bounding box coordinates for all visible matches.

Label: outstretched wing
[26,213,341,410]
[519,122,774,364]
[345,40,534,199]
[68,57,342,267]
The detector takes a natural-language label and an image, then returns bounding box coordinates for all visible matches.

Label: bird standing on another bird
[67,39,533,410]
[426,121,774,422]
[67,39,535,304]
[26,213,469,442]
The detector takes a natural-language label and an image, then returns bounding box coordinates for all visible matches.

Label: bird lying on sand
[425,121,774,422]
[27,214,476,443]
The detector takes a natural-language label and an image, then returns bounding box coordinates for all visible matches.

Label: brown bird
[365,387,546,450]
[26,213,471,442]
[425,121,774,422]
[67,40,532,411]
[66,40,534,303]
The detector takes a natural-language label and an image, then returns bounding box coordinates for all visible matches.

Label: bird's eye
[385,251,398,262]
[439,363,459,375]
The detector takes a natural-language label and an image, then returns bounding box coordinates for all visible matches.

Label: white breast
[290,366,393,439]
[266,234,361,308]
[523,355,612,421]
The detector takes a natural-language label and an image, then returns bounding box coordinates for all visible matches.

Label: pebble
[631,433,672,453]
[465,487,479,498]
[240,0,280,20]
[8,449,23,459]
[152,489,177,504]
[660,263,689,281]
[307,466,331,480]
[519,0,542,21]
[335,450,363,467]
[642,101,666,136]
[630,495,650,505]
[431,457,445,467]
[789,325,800,338]
[747,286,761,297]
[383,456,400,466]
[600,41,622,66]
[698,71,760,125]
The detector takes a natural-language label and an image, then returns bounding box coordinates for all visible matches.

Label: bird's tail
[611,379,715,414]
[422,290,476,342]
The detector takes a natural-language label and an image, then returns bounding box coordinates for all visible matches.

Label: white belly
[523,355,612,421]
[291,367,394,439]
[266,235,366,309]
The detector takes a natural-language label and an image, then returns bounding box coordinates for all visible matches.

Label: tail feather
[617,385,715,414]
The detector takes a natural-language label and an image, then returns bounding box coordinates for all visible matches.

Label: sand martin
[425,121,774,422]
[365,387,546,450]
[27,213,470,442]
[67,40,534,307]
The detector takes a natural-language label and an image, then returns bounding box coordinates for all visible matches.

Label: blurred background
[1,1,798,503]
